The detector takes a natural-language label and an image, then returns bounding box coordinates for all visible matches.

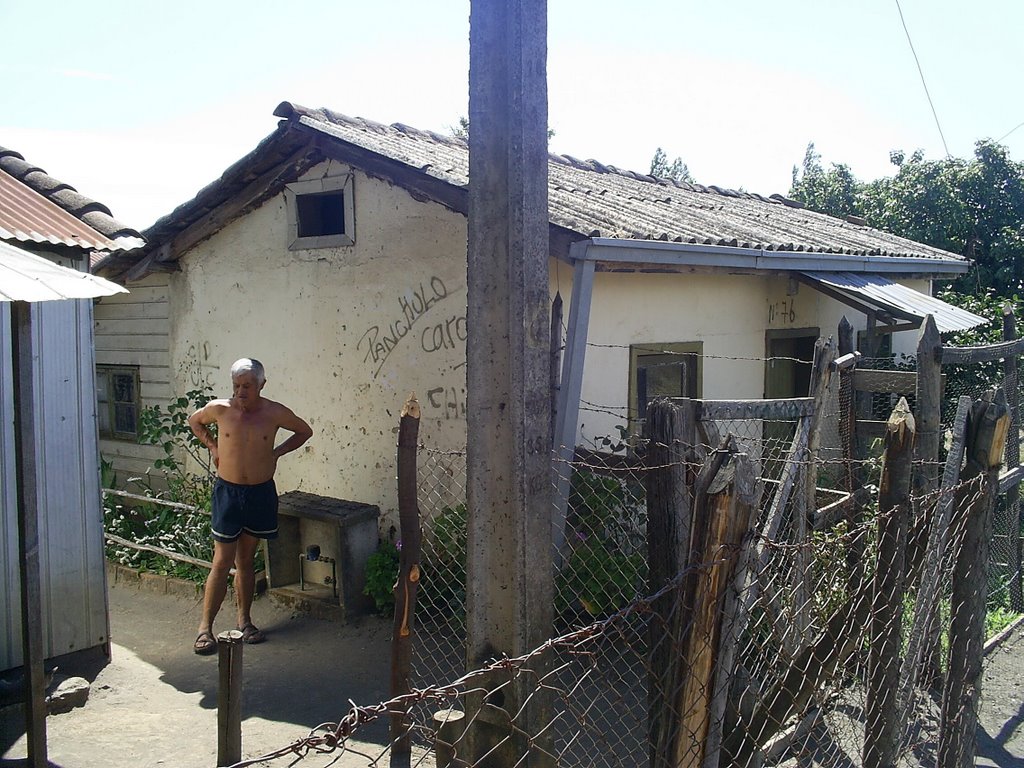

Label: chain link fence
[226,341,1018,768]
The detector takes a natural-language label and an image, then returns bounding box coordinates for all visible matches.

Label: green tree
[650,147,694,183]
[859,141,1024,295]
[789,141,862,219]
[449,116,555,140]
[790,139,1024,296]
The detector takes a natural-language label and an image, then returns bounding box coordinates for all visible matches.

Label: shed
[0,146,141,676]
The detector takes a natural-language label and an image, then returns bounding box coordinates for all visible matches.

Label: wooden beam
[158,145,324,265]
[852,368,920,395]
[697,397,814,421]
[12,302,48,766]
[940,336,1024,365]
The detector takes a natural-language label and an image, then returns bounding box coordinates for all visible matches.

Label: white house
[93,102,984,530]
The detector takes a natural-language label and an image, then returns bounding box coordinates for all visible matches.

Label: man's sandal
[193,630,217,655]
[238,622,266,644]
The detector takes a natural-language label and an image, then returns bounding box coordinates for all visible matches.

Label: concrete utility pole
[465,0,554,764]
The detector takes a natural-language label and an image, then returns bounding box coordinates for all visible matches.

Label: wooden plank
[94,350,171,368]
[93,318,171,336]
[92,334,170,352]
[999,464,1024,494]
[698,397,814,421]
[794,337,837,650]
[94,284,170,305]
[93,301,170,321]
[852,368,918,394]
[941,337,1024,365]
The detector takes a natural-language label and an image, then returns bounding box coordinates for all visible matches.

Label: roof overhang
[568,237,971,276]
[799,271,987,333]
[1,240,128,302]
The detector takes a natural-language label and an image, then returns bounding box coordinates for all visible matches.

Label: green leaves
[791,139,1024,297]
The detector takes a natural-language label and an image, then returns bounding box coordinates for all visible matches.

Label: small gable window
[285,174,355,250]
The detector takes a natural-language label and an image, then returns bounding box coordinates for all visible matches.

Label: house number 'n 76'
[768,299,796,324]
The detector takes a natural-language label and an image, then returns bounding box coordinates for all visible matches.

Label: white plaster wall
[555,268,933,447]
[169,160,468,526]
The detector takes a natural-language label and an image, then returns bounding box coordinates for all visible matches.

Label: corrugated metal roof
[0,239,128,301]
[95,100,972,280]
[801,271,987,333]
[0,169,143,251]
[280,102,966,264]
[0,147,144,252]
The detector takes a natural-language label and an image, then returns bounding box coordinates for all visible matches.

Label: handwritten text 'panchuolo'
[358,277,456,377]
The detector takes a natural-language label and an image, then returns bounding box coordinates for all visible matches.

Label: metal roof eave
[569,237,971,276]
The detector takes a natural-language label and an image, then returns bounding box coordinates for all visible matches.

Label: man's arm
[273,407,313,460]
[188,403,222,466]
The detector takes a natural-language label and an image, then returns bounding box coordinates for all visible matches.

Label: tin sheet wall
[1,298,110,672]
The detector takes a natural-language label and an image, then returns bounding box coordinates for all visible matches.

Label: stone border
[105,560,267,599]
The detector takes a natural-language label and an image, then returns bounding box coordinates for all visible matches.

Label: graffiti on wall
[182,340,219,388]
[426,383,467,420]
[357,276,466,378]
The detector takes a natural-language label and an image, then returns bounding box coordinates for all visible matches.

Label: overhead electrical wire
[895,0,951,158]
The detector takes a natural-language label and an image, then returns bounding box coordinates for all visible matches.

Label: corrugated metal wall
[0,298,110,672]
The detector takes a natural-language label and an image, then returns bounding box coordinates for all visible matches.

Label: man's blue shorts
[211,478,279,543]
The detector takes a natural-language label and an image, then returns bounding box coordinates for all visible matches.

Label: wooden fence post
[937,390,1009,768]
[863,398,916,768]
[838,317,858,486]
[898,396,971,731]
[695,446,757,768]
[390,394,422,754]
[911,315,943,580]
[217,629,244,767]
[646,397,699,768]
[1002,304,1023,611]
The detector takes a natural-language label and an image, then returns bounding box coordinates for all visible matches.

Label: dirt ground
[2,579,1024,767]
[2,578,396,768]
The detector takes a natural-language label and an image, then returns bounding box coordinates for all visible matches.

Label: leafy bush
[103,386,228,583]
[557,537,643,617]
[420,503,468,619]
[363,541,400,614]
[558,469,646,618]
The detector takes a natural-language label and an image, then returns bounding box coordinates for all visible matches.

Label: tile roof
[96,100,968,279]
[0,147,144,253]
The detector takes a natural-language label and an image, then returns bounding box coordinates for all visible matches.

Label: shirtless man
[188,358,313,655]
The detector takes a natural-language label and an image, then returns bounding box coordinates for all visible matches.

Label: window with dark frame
[629,342,702,436]
[285,174,355,250]
[97,365,140,440]
[296,190,346,238]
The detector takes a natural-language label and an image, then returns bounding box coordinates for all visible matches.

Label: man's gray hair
[231,358,266,385]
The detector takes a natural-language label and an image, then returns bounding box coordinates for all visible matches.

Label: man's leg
[233,533,263,639]
[196,539,237,652]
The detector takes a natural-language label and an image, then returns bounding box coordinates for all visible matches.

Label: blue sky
[2,0,1022,229]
